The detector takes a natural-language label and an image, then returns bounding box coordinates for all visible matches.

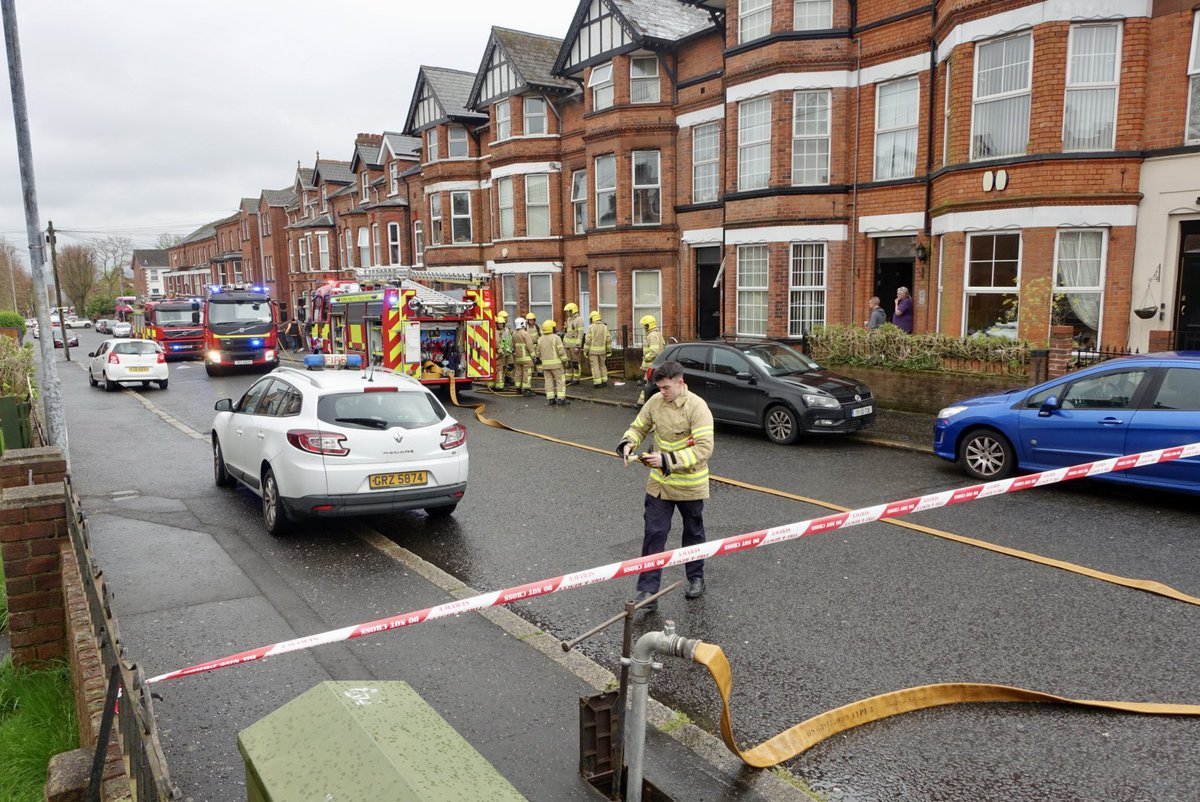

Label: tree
[56,244,98,316]
[0,238,34,316]
[94,235,134,298]
[86,296,116,319]
[155,232,183,250]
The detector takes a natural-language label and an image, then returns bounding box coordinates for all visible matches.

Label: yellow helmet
[564,302,578,315]
[541,319,556,334]
[525,312,537,320]
[640,314,657,331]
[589,310,602,322]
[496,310,509,321]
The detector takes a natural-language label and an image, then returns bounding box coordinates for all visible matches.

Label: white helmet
[514,317,526,330]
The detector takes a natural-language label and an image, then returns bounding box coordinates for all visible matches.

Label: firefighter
[524,311,540,381]
[493,310,513,390]
[636,314,666,405]
[512,316,536,397]
[562,302,584,384]
[537,319,569,406]
[584,310,612,387]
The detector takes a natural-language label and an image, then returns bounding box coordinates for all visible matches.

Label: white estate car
[211,355,468,534]
[111,321,133,337]
[63,317,92,329]
[88,339,169,391]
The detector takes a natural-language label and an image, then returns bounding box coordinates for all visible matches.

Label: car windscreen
[154,307,194,324]
[741,343,819,376]
[207,300,272,325]
[113,342,160,355]
[317,390,446,431]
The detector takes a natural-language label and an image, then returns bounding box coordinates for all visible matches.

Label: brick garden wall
[838,364,1025,415]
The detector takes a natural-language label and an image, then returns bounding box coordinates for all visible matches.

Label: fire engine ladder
[354,266,493,287]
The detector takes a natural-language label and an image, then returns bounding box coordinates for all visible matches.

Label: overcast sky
[1,0,579,263]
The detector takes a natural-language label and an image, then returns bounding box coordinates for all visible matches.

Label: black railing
[65,476,181,802]
[1070,343,1135,369]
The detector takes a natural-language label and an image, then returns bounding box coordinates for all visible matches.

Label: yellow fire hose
[447,378,1200,766]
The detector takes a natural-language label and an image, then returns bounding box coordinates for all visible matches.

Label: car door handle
[235,427,244,436]
[706,381,719,387]
[1098,417,1124,426]
[256,432,265,439]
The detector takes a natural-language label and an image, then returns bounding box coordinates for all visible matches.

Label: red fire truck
[133,298,205,359]
[202,285,280,376]
[307,267,495,387]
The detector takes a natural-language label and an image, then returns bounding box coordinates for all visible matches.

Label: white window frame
[317,232,330,271]
[448,126,468,159]
[970,32,1033,160]
[495,100,511,141]
[571,170,588,235]
[739,0,772,45]
[413,221,424,266]
[529,273,554,323]
[450,191,472,243]
[501,274,518,320]
[788,242,826,335]
[525,175,550,238]
[874,77,920,180]
[631,270,662,347]
[1063,23,1121,152]
[426,129,439,162]
[389,162,399,195]
[597,270,618,334]
[942,60,952,166]
[497,177,514,239]
[736,245,769,337]
[963,232,1022,337]
[344,228,353,267]
[358,227,370,267]
[523,97,547,135]
[298,237,309,273]
[792,90,830,186]
[577,271,591,321]
[692,122,720,203]
[1052,228,1107,344]
[387,222,401,265]
[589,62,614,111]
[361,173,370,203]
[430,195,443,245]
[1188,13,1200,144]
[793,0,832,31]
[320,185,328,213]
[371,223,381,265]
[632,150,661,226]
[630,56,660,104]
[595,154,617,229]
[738,96,772,191]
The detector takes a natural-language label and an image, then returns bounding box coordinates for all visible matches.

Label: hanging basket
[1134,306,1157,320]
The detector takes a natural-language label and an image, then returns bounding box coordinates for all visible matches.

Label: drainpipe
[923,2,939,330]
[623,622,701,802]
[850,37,861,325]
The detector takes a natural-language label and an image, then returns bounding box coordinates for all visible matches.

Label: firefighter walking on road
[562,303,584,383]
[584,311,611,387]
[493,310,513,390]
[512,317,536,396]
[636,314,666,405]
[537,319,570,405]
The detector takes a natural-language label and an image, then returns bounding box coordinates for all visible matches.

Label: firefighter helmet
[541,319,556,334]
[640,314,658,331]
[525,312,537,321]
[514,317,527,330]
[589,311,602,322]
[564,302,578,315]
[496,310,509,322]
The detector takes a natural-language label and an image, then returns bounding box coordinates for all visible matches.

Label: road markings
[69,359,206,441]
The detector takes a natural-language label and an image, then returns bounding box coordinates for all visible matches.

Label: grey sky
[1,0,578,261]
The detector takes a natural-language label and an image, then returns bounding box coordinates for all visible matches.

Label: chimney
[356,132,384,146]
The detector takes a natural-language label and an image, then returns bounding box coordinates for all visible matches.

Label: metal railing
[1070,343,1135,369]
[64,475,182,802]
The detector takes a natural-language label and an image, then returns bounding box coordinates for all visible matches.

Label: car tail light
[108,353,120,364]
[363,386,397,393]
[440,422,466,450]
[156,352,166,364]
[286,430,350,456]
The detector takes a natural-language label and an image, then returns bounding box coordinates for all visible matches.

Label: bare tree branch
[56,244,98,315]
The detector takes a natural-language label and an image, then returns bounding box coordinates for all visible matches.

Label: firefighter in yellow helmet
[562,302,584,384]
[512,316,537,396]
[524,311,540,382]
[492,311,513,390]
[636,314,666,405]
[584,310,612,387]
[537,319,569,405]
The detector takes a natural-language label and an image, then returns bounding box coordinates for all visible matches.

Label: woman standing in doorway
[893,287,913,334]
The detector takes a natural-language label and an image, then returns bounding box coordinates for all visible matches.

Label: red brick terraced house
[256,187,296,316]
[130,249,169,300]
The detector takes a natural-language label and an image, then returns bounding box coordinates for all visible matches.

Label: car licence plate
[368,471,428,489]
[852,405,874,417]
[234,360,252,366]
[128,367,149,373]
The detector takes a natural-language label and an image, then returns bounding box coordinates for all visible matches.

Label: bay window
[589,63,614,111]
[738,97,771,191]
[597,270,618,333]
[595,154,616,228]
[739,0,771,44]
[571,170,588,234]
[632,150,661,226]
[789,243,826,335]
[964,233,1021,337]
[430,195,443,245]
[874,78,919,180]
[451,191,472,243]
[1053,230,1105,348]
[524,97,546,135]
[525,175,550,237]
[497,177,514,239]
[971,33,1032,159]
[448,126,468,159]
[632,270,661,346]
[1064,24,1120,151]
[737,245,769,336]
[692,122,720,203]
[495,100,511,141]
[631,56,659,104]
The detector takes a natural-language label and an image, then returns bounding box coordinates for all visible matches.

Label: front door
[873,236,916,323]
[695,247,721,340]
[1175,222,1200,351]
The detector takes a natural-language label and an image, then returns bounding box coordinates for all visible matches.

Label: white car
[211,355,468,534]
[88,339,169,391]
[63,317,92,329]
[111,321,133,337]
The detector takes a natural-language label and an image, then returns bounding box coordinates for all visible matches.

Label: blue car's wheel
[959,429,1015,481]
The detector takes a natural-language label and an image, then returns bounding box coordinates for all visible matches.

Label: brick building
[130,249,168,299]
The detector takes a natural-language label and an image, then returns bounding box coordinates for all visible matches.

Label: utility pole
[46,221,69,361]
[3,0,68,453]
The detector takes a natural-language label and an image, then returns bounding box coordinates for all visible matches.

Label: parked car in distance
[94,319,111,334]
[211,354,468,534]
[52,330,79,348]
[934,352,1200,494]
[87,339,168,391]
[63,317,92,329]
[649,339,875,444]
[111,321,133,338]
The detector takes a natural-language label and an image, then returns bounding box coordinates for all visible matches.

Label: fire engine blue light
[250,338,263,347]
[303,354,324,368]
[251,285,266,293]
[346,354,363,368]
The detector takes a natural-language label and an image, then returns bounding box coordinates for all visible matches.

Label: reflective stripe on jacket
[586,322,611,355]
[563,314,584,348]
[621,386,714,501]
[536,333,567,369]
[512,329,535,364]
[640,330,665,369]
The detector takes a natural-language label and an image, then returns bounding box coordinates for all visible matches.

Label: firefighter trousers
[589,352,609,385]
[543,367,566,400]
[564,346,582,381]
[514,360,534,390]
[493,355,511,388]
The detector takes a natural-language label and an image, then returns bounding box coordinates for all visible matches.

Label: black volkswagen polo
[649,340,875,444]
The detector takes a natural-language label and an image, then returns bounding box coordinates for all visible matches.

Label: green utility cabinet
[0,395,31,452]
[238,681,527,802]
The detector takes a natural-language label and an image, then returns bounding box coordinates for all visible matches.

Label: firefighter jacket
[640,329,666,370]
[620,386,714,501]
[497,325,514,357]
[585,321,611,356]
[563,313,584,348]
[512,328,535,364]
[536,332,567,369]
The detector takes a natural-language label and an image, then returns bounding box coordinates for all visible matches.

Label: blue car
[934,353,1200,494]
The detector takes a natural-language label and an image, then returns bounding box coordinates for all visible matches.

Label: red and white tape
[148,442,1200,684]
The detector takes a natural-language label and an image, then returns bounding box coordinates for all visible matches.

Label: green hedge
[0,312,24,338]
[807,324,1033,376]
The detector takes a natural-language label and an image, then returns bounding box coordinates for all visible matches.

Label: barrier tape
[146,437,1200,685]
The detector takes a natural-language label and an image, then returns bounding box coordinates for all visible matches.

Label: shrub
[86,297,116,319]
[807,324,1033,376]
[0,312,24,338]
[0,336,35,397]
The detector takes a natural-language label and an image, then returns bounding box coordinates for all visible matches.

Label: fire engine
[203,285,280,376]
[133,298,204,359]
[306,267,495,387]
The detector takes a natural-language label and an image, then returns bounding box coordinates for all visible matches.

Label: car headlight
[937,405,968,419]
[802,393,840,409]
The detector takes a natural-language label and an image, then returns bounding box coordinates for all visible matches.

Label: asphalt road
[44,329,1200,801]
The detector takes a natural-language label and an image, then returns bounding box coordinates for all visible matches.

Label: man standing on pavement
[512,316,536,396]
[616,360,714,609]
[493,311,513,390]
[584,310,611,387]
[536,319,569,406]
[865,296,886,329]
[636,314,665,405]
[562,302,584,384]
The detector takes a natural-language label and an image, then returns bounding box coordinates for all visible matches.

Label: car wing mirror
[735,371,755,383]
[1038,395,1060,417]
[214,398,233,412]
[87,352,95,358]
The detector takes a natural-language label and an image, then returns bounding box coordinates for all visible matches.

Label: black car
[52,330,80,349]
[650,340,875,444]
